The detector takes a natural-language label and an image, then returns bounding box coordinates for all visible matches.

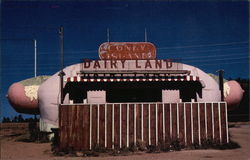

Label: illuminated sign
[99,42,156,60]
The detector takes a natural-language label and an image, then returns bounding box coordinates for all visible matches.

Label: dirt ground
[1,122,249,160]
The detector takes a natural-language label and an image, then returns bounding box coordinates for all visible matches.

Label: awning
[65,75,200,82]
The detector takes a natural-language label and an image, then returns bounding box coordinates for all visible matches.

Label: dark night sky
[1,1,249,118]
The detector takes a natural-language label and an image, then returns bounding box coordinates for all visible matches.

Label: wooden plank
[143,104,149,146]
[59,105,62,149]
[185,103,192,145]
[158,104,163,144]
[68,105,73,148]
[62,105,68,149]
[91,105,98,148]
[64,105,69,149]
[171,103,177,140]
[107,104,112,148]
[213,103,220,143]
[75,106,81,150]
[178,103,185,146]
[129,104,134,146]
[136,104,142,142]
[220,103,227,144]
[99,104,105,148]
[114,104,120,148]
[192,103,199,144]
[150,104,156,146]
[78,105,84,150]
[199,103,206,142]
[121,104,127,148]
[59,105,66,149]
[82,105,90,150]
[59,105,63,149]
[59,102,228,150]
[73,106,78,149]
[206,103,213,139]
[164,104,171,142]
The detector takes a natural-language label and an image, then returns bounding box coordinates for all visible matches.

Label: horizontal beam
[78,70,191,75]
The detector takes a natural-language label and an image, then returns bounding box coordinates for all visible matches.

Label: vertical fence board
[220,103,227,144]
[91,105,98,148]
[150,104,156,146]
[164,104,171,141]
[73,106,78,148]
[82,105,90,149]
[60,106,66,149]
[185,103,192,145]
[158,104,163,144]
[129,104,134,146]
[78,105,84,150]
[66,106,70,149]
[213,103,220,143]
[171,103,177,140]
[107,104,112,148]
[60,106,65,149]
[121,104,127,148]
[75,106,81,150]
[192,103,199,144]
[59,102,229,150]
[178,103,185,145]
[114,104,120,148]
[199,103,206,141]
[136,104,142,142]
[206,103,213,139]
[68,105,73,148]
[99,104,105,148]
[143,104,149,146]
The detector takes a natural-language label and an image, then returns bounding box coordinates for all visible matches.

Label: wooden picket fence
[59,102,229,150]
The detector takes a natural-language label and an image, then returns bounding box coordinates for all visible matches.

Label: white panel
[87,90,106,104]
[63,93,69,104]
[162,90,180,103]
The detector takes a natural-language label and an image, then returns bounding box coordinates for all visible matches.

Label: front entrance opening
[63,81,202,104]
[107,87,162,103]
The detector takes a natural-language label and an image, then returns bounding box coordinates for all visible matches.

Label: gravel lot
[1,122,249,160]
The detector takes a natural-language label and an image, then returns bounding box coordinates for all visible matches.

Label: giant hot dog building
[7,42,244,149]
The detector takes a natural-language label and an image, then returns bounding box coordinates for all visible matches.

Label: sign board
[81,59,183,71]
[99,42,156,60]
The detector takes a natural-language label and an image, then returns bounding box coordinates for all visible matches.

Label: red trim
[190,76,193,81]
